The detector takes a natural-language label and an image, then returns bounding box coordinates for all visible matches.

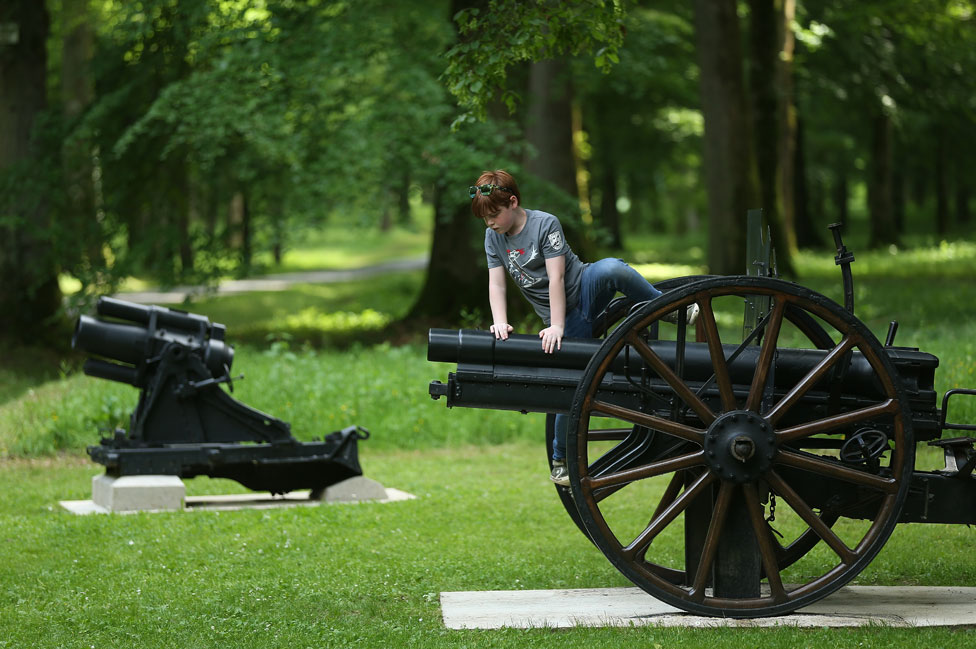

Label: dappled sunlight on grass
[631,261,707,281]
[253,223,432,274]
[796,238,976,280]
[148,271,425,346]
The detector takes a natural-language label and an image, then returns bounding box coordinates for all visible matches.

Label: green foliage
[445,0,626,123]
[42,0,507,305]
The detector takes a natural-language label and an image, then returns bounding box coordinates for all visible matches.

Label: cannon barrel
[428,328,939,435]
[82,358,140,387]
[72,297,234,384]
[96,296,215,334]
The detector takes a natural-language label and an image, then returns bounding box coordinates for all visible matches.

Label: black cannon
[73,296,368,496]
[427,226,976,618]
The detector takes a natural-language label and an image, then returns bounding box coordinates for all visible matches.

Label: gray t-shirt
[485,209,587,325]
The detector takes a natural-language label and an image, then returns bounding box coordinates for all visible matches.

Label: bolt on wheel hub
[703,410,777,483]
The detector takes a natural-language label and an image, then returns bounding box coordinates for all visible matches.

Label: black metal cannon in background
[427,225,976,618]
[73,296,368,496]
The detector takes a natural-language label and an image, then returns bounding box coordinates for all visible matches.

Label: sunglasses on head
[469,184,513,199]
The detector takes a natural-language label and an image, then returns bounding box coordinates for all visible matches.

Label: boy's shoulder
[524,209,561,228]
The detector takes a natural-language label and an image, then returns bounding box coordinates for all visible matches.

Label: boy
[470,169,698,485]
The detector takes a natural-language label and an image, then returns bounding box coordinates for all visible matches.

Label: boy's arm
[487,265,513,340]
[539,255,566,354]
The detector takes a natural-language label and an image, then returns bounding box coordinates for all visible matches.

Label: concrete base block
[91,474,185,512]
[440,585,976,629]
[323,476,388,503]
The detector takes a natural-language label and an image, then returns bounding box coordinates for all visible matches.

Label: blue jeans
[552,258,663,461]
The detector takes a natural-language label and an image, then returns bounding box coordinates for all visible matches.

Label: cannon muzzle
[73,314,151,365]
[73,297,234,384]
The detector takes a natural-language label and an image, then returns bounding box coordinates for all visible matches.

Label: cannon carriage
[73,296,369,497]
[427,225,976,618]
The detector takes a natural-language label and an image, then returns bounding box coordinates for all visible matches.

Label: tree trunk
[777,0,798,256]
[524,58,594,258]
[241,190,252,272]
[406,0,491,324]
[407,184,487,321]
[867,113,897,248]
[524,59,577,196]
[0,2,62,343]
[833,172,849,226]
[694,0,759,274]
[956,163,971,224]
[934,127,949,236]
[599,163,622,249]
[892,149,906,233]
[61,0,100,270]
[398,171,412,225]
[792,116,820,248]
[748,0,796,275]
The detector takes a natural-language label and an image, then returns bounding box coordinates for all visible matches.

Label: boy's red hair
[470,169,521,219]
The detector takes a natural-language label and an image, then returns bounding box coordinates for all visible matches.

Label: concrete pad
[61,477,415,514]
[323,476,389,502]
[91,474,185,512]
[184,486,415,511]
[440,585,976,629]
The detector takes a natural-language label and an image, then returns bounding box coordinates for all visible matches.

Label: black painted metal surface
[74,297,368,495]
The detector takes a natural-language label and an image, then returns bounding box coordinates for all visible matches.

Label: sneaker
[550,459,570,486]
[663,303,699,326]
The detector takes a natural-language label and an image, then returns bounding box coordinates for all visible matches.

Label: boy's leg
[552,259,663,481]
[553,413,568,461]
[578,258,662,321]
[550,413,570,485]
[552,306,587,484]
[555,260,657,462]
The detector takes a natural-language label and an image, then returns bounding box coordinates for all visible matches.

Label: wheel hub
[703,410,776,483]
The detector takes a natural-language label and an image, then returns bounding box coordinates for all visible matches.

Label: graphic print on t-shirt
[507,245,542,287]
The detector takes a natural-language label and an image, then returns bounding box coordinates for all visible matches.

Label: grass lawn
[1,444,974,648]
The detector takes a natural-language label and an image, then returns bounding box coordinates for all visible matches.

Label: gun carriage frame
[73,296,369,497]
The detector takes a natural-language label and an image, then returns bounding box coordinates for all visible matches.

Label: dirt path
[114,256,428,304]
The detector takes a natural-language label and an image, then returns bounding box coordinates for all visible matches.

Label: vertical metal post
[713,491,762,599]
[743,209,772,341]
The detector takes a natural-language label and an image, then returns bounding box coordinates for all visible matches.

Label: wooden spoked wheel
[567,276,914,617]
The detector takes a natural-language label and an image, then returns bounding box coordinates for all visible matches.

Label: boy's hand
[490,323,513,340]
[539,325,564,354]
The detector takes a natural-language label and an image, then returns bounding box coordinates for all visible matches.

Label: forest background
[1,0,975,349]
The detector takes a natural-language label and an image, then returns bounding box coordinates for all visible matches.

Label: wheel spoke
[775,448,898,493]
[777,399,900,444]
[587,428,632,442]
[649,472,685,522]
[622,470,717,561]
[589,399,704,444]
[626,333,717,425]
[688,481,734,599]
[584,450,706,491]
[765,334,858,425]
[698,297,737,411]
[765,470,858,565]
[742,483,788,602]
[745,298,787,412]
